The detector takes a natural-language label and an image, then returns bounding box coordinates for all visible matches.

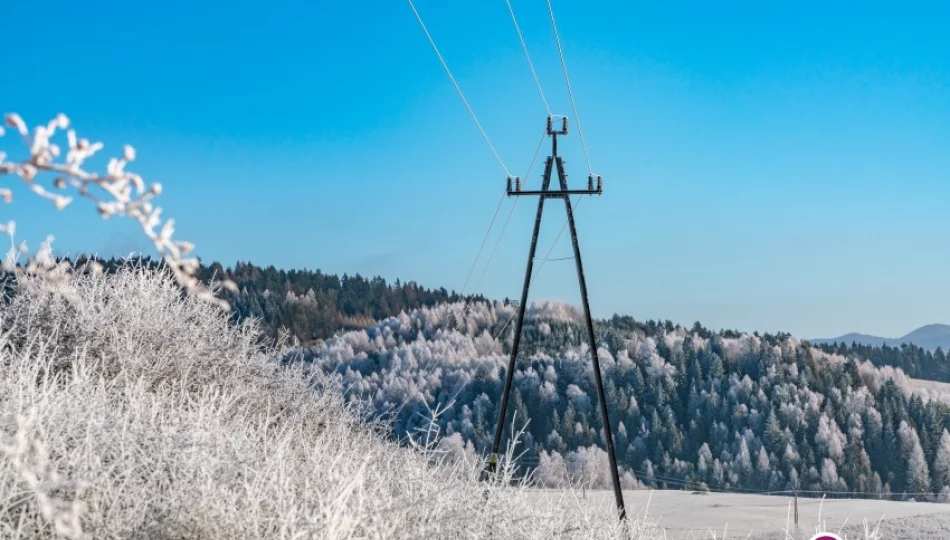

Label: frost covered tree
[931,430,950,492]
[536,450,569,488]
[567,446,613,489]
[899,421,931,495]
[815,413,846,465]
[301,300,950,495]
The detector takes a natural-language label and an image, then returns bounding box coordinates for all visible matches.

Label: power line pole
[794,490,799,528]
[488,116,626,521]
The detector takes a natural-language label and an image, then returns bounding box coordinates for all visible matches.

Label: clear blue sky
[4,1,949,339]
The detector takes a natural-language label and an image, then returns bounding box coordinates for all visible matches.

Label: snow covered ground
[530,489,950,539]
[910,377,950,404]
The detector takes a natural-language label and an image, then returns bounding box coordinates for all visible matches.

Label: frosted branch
[0,112,235,309]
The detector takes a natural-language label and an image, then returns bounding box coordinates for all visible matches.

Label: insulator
[507,177,513,192]
[546,116,553,134]
[515,177,522,191]
[561,116,569,134]
[597,176,603,192]
[587,175,594,191]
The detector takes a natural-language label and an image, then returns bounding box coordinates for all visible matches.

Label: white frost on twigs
[0,112,234,309]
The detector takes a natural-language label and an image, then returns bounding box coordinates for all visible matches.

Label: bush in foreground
[0,267,656,539]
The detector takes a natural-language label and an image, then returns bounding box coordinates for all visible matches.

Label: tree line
[13,255,483,344]
[13,258,950,496]
[298,301,950,499]
[816,340,950,383]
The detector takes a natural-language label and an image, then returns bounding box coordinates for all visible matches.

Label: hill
[812,332,890,348]
[32,255,485,344]
[29,256,950,384]
[299,300,950,499]
[812,324,950,352]
[4,264,947,539]
[904,324,950,351]
[813,329,950,383]
[0,268,652,539]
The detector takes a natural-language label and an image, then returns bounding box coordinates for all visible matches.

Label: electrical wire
[407,0,512,178]
[408,0,596,340]
[473,130,547,295]
[442,132,548,402]
[461,0,557,297]
[406,0,516,298]
[460,193,507,296]
[407,0,607,430]
[509,0,600,319]
[504,0,552,115]
[491,192,585,342]
[546,0,592,175]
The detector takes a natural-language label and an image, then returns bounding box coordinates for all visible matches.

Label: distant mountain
[813,332,890,348]
[901,324,950,351]
[812,324,950,351]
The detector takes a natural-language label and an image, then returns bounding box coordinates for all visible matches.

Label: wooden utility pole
[488,116,626,520]
[794,490,799,528]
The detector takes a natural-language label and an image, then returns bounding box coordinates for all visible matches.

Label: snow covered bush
[0,266,660,539]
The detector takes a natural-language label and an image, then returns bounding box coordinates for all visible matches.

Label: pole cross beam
[488,117,627,521]
[508,189,600,197]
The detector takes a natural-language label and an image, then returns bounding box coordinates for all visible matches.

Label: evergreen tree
[932,430,950,492]
[764,409,784,455]
[299,300,950,496]
[841,430,873,492]
[899,421,931,495]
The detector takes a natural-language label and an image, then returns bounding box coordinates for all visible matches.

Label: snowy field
[530,489,950,539]
[910,378,950,396]
[910,377,950,394]
[908,376,950,404]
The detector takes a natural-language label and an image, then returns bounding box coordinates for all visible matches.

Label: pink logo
[808,534,842,540]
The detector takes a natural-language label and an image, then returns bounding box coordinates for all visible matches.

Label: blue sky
[3,1,949,339]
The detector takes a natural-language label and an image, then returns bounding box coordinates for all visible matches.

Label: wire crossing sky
[3,0,950,340]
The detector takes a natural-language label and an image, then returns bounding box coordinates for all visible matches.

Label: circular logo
[808,534,842,540]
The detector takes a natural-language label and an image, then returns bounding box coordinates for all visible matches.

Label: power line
[525,0,599,305]
[459,130,545,304]
[487,122,625,519]
[403,4,551,411]
[463,0,562,299]
[474,130,547,295]
[406,0,515,298]
[533,196,582,283]
[545,0,592,175]
[460,123,548,297]
[414,133,546,404]
[407,0,511,177]
[460,193,507,296]
[437,132,548,406]
[490,193,585,342]
[408,0,594,337]
[504,0,552,115]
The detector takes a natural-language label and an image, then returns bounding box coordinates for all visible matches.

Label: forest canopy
[298,300,950,499]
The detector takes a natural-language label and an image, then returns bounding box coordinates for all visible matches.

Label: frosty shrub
[0,266,663,539]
